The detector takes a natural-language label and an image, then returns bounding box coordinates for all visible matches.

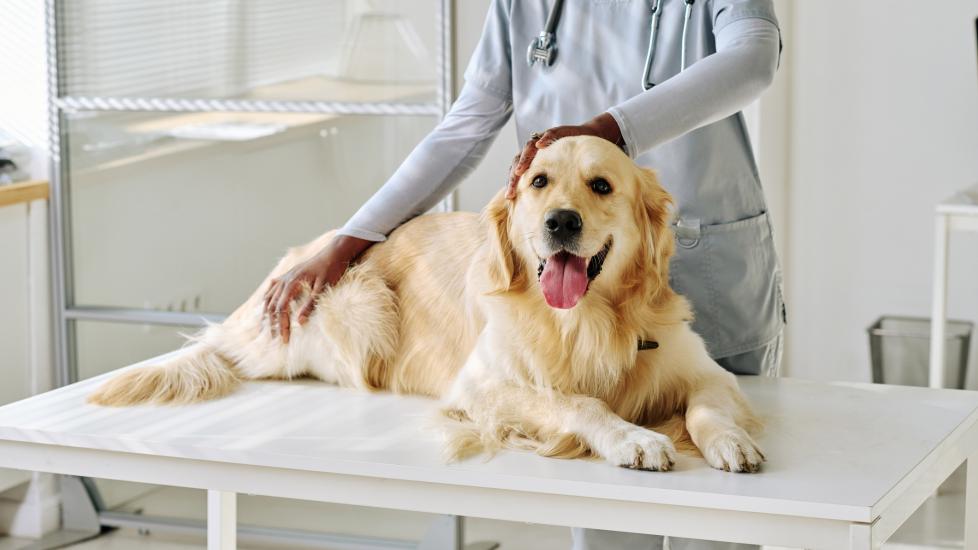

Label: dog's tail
[88,343,239,406]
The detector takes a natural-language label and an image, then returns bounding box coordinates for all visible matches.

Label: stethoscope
[527,0,696,90]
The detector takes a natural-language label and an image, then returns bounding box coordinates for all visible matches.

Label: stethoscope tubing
[529,0,696,93]
[644,0,696,90]
[641,0,662,90]
[680,0,695,72]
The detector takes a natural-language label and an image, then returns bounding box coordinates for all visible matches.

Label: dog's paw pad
[606,429,676,472]
[703,429,765,473]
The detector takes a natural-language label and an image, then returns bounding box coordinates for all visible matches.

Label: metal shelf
[56,96,442,116]
[65,306,226,327]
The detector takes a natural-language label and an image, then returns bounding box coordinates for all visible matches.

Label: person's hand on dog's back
[263,234,374,343]
[507,112,623,198]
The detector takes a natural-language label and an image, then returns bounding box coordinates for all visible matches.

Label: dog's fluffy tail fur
[88,344,239,406]
[438,409,697,463]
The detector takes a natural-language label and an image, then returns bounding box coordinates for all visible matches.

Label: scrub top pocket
[668,211,784,364]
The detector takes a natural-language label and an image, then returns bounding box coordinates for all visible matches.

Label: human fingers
[297,278,325,325]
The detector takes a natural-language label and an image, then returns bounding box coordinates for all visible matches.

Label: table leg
[207,490,236,550]
[418,515,462,550]
[929,213,949,389]
[417,515,499,550]
[849,523,876,550]
[966,453,977,550]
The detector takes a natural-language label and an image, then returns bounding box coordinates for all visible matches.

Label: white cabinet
[0,184,50,493]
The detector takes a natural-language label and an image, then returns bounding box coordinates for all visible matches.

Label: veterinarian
[266,1,784,548]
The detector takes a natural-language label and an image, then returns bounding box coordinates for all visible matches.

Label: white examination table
[0,353,977,550]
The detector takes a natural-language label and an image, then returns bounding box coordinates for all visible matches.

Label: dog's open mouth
[537,239,612,309]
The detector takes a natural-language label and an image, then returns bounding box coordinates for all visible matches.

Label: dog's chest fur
[481,282,694,426]
[490,294,639,397]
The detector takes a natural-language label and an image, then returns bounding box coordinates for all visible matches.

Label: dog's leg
[445,377,677,471]
[547,391,678,471]
[685,370,765,473]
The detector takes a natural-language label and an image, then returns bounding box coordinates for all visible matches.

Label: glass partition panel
[58,0,439,104]
[66,110,434,314]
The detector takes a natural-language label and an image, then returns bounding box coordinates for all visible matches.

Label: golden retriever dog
[90,136,764,473]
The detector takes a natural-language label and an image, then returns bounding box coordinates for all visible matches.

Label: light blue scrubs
[463,0,785,365]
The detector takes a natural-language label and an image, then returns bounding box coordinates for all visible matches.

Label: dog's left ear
[483,189,521,294]
[635,167,675,289]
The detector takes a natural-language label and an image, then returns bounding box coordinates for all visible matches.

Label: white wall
[784,1,978,383]
[0,0,48,158]
[743,1,793,264]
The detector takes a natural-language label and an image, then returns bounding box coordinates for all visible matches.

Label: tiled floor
[0,468,968,549]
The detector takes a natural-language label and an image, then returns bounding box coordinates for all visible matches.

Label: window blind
[58,1,349,99]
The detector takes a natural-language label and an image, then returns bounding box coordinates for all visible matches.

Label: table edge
[0,436,874,523]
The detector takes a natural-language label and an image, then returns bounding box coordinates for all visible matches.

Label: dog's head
[484,136,674,309]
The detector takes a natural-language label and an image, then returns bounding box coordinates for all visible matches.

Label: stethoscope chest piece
[527,31,558,67]
[526,0,564,68]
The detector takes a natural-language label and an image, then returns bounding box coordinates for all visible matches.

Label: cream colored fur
[90,136,765,473]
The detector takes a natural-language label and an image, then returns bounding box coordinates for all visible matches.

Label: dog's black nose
[545,209,583,241]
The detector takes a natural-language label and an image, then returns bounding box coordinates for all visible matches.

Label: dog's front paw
[604,428,676,471]
[702,429,765,473]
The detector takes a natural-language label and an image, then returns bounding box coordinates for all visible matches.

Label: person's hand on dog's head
[506,112,623,199]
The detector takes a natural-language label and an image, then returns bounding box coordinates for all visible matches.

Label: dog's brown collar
[637,339,659,350]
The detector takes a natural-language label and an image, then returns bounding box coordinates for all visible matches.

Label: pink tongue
[540,252,589,309]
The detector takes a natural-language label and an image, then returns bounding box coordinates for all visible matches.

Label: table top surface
[2,354,977,523]
[938,183,978,215]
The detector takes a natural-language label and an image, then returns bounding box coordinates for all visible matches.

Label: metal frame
[97,508,495,550]
[45,1,463,548]
[102,509,419,549]
[55,96,442,116]
[435,0,457,212]
[45,0,72,388]
[65,306,226,327]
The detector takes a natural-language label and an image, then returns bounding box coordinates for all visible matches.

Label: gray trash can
[868,316,973,389]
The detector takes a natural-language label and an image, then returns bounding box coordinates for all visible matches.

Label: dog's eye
[531,175,548,189]
[590,178,612,195]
